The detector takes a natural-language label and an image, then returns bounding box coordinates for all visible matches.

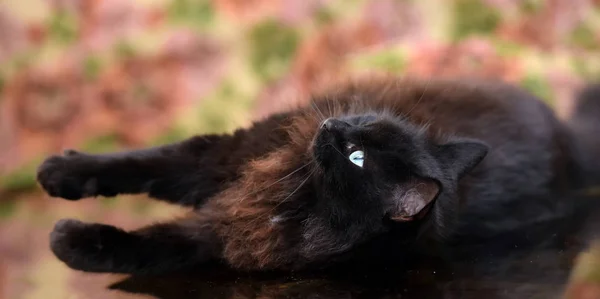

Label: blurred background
[1,0,600,298]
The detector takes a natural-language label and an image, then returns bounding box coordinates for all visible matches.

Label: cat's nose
[321,118,350,131]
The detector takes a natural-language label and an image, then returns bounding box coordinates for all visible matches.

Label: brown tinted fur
[39,76,598,275]
[192,77,579,269]
[199,113,319,269]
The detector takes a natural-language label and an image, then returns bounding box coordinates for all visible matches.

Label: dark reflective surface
[106,197,600,299]
[107,247,575,299]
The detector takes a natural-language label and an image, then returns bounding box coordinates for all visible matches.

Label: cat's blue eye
[349,150,364,168]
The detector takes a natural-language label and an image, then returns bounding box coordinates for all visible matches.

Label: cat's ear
[432,139,489,178]
[388,177,440,222]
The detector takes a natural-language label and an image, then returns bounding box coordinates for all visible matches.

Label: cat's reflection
[108,203,599,299]
[109,248,573,299]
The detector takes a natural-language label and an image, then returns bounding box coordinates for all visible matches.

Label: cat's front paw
[50,219,126,272]
[36,150,97,200]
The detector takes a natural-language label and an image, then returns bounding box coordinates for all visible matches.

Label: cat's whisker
[404,77,432,118]
[326,143,346,160]
[249,168,316,226]
[239,161,314,202]
[310,101,326,121]
[331,99,338,117]
[326,97,333,117]
[273,168,315,209]
[305,102,322,122]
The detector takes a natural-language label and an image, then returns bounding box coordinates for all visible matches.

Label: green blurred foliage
[570,24,600,51]
[314,7,336,26]
[194,80,252,134]
[115,40,138,59]
[521,74,553,105]
[47,11,78,44]
[452,0,500,40]
[151,125,190,146]
[248,20,300,83]
[81,134,121,154]
[167,0,215,29]
[0,159,42,193]
[520,0,545,14]
[351,49,407,73]
[99,197,119,209]
[83,55,104,81]
[492,39,527,58]
[0,200,17,219]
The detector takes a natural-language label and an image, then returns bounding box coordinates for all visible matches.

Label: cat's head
[301,111,488,260]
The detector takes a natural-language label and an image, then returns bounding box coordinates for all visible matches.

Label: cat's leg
[37,135,235,206]
[49,217,219,274]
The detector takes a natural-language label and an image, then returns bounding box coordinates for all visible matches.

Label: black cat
[37,77,600,275]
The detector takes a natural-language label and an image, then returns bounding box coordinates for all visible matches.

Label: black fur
[36,77,600,276]
[37,115,291,206]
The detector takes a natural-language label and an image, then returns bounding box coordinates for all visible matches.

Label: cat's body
[37,77,600,275]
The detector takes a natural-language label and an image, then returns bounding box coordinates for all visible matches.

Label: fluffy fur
[37,77,600,275]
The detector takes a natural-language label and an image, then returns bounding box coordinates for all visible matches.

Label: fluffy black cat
[37,77,600,275]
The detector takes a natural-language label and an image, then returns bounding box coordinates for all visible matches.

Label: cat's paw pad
[36,151,97,200]
[50,219,123,272]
